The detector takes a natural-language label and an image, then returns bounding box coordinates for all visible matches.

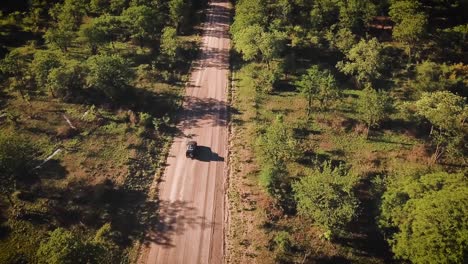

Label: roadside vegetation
[0,0,207,262]
[227,0,467,263]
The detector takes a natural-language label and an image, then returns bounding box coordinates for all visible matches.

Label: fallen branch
[63,114,76,129]
[34,148,62,169]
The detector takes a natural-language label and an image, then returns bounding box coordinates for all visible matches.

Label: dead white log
[63,114,76,129]
[34,149,62,169]
[81,110,90,119]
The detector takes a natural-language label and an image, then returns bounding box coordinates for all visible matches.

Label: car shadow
[194,146,224,162]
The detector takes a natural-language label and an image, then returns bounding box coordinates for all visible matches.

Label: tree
[0,133,39,205]
[122,5,163,46]
[79,20,107,55]
[326,26,358,54]
[89,0,109,14]
[379,171,468,264]
[256,115,298,166]
[86,54,134,102]
[239,62,282,95]
[392,13,427,61]
[295,65,339,117]
[233,25,264,61]
[109,0,127,14]
[415,91,466,162]
[85,15,126,48]
[336,38,383,86]
[0,48,32,100]
[46,59,86,100]
[357,85,392,138]
[44,28,74,52]
[293,161,359,237]
[258,30,286,64]
[31,50,62,89]
[233,24,285,63]
[388,0,421,24]
[337,0,377,34]
[230,0,267,37]
[169,0,190,33]
[55,0,87,31]
[160,26,180,63]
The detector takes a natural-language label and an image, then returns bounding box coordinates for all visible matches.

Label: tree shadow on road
[143,200,216,248]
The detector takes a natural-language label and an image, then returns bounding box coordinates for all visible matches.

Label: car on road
[186,141,197,158]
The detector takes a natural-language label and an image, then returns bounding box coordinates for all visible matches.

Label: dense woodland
[228,0,467,263]
[0,0,206,263]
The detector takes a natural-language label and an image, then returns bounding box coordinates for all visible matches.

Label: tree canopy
[379,171,468,264]
[336,38,383,86]
[295,65,339,116]
[293,161,359,237]
[86,54,134,102]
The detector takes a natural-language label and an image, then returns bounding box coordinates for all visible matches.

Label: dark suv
[186,141,197,158]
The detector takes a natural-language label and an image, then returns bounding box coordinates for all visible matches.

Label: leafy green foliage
[336,38,383,86]
[415,91,466,162]
[160,26,180,63]
[238,62,282,94]
[169,0,190,33]
[78,17,113,54]
[388,0,421,24]
[256,115,299,166]
[230,0,266,37]
[326,26,357,53]
[273,230,291,259]
[293,161,359,236]
[86,54,134,102]
[46,59,86,100]
[295,65,339,116]
[259,162,288,197]
[36,227,115,264]
[336,0,377,33]
[122,5,163,45]
[357,85,393,137]
[0,133,39,202]
[393,13,427,59]
[0,48,32,99]
[413,61,450,92]
[379,171,468,264]
[232,25,263,61]
[31,50,62,89]
[44,28,74,52]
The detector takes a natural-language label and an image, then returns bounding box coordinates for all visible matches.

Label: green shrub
[292,161,359,237]
[379,171,468,264]
[138,112,152,128]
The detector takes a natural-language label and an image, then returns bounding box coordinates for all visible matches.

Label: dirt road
[139,1,230,263]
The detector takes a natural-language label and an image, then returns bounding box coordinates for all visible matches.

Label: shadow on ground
[193,145,224,162]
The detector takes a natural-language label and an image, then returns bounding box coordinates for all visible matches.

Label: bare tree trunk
[63,115,76,129]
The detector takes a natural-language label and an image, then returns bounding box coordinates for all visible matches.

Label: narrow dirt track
[139,0,230,263]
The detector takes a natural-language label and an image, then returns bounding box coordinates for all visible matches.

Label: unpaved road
[139,0,230,263]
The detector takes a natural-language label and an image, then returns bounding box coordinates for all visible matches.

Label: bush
[292,161,359,237]
[0,133,40,201]
[259,163,287,197]
[86,54,134,102]
[138,112,152,128]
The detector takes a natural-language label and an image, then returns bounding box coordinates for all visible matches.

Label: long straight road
[139,0,230,263]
